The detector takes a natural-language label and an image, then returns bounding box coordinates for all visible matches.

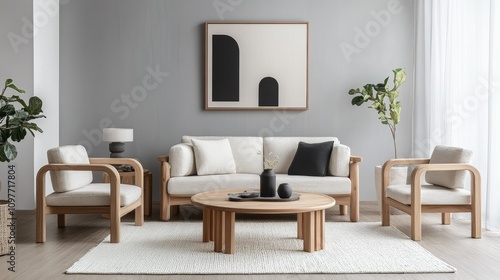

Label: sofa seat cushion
[168,174,260,195]
[276,174,351,195]
[45,183,141,206]
[386,184,471,205]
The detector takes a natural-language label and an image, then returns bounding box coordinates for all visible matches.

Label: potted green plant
[0,78,44,255]
[348,68,406,158]
[348,68,407,214]
[0,78,45,162]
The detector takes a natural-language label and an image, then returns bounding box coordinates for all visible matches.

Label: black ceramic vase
[260,169,276,197]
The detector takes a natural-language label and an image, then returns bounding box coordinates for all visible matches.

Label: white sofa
[158,136,362,221]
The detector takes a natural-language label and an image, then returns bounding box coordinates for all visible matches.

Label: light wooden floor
[2,202,499,280]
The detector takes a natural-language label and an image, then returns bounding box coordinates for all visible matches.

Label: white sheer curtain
[413,0,500,231]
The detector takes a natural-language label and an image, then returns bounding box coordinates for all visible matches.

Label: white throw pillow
[191,138,236,175]
[425,145,473,189]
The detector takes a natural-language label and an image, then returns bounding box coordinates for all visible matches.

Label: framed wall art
[205,22,309,110]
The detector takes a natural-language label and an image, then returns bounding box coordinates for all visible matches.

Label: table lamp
[103,128,133,158]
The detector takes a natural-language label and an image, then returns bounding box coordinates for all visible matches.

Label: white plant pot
[375,165,408,215]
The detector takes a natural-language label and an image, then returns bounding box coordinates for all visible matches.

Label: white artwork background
[207,23,308,109]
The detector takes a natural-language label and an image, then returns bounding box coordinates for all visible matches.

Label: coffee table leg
[224,211,236,254]
[303,211,314,252]
[210,209,215,241]
[202,208,212,242]
[315,210,325,250]
[302,210,327,252]
[297,213,303,239]
[214,210,225,252]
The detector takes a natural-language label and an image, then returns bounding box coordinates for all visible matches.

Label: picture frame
[205,22,309,110]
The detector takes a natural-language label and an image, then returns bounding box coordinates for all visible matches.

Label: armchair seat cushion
[45,183,141,207]
[387,184,471,205]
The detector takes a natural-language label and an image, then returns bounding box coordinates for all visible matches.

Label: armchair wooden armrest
[381,158,430,188]
[36,163,123,243]
[36,163,122,207]
[382,158,430,172]
[411,163,481,198]
[89,158,144,189]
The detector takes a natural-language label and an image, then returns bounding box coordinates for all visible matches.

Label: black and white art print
[205,22,309,110]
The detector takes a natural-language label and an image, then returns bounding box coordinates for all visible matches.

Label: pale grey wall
[0,0,34,208]
[60,0,415,201]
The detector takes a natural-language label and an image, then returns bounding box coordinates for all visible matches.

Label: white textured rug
[67,221,456,275]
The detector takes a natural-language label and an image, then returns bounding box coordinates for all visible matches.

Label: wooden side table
[102,169,152,216]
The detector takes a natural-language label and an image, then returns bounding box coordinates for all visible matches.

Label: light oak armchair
[36,145,144,243]
[381,145,481,241]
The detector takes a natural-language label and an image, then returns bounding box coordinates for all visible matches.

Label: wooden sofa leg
[57,214,66,228]
[339,205,347,215]
[349,202,359,222]
[161,202,171,221]
[171,205,180,216]
[442,213,451,225]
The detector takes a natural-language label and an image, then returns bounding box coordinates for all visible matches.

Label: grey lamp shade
[103,128,134,142]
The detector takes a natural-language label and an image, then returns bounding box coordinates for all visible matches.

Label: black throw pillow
[288,141,334,176]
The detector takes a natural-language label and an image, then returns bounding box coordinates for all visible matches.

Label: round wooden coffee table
[191,189,336,254]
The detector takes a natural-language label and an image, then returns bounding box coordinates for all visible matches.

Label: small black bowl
[277,183,292,199]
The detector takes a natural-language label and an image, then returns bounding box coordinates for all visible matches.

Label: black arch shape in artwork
[212,34,239,102]
[259,77,279,107]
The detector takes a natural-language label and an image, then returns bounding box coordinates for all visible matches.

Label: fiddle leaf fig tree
[0,79,45,162]
[348,68,407,158]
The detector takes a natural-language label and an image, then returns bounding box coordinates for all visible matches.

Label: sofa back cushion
[181,136,264,174]
[264,137,350,176]
[47,145,93,192]
[172,136,351,177]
